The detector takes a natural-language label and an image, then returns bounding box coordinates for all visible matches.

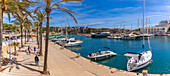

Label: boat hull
[89,54,116,60]
[127,51,152,71]
[64,43,81,47]
[121,37,136,40]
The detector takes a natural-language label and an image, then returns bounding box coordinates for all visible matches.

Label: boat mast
[60,17,63,33]
[146,10,148,34]
[143,0,145,46]
[138,19,139,30]
[65,15,68,38]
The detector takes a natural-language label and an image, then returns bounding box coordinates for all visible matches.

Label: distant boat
[154,33,162,36]
[64,40,83,47]
[91,32,110,38]
[162,34,168,36]
[107,34,121,39]
[88,47,117,60]
[121,32,137,40]
[56,36,75,44]
[58,15,83,47]
[139,33,152,37]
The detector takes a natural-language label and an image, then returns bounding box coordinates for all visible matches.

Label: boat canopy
[124,53,139,57]
[103,47,110,50]
[138,45,145,53]
[124,52,142,57]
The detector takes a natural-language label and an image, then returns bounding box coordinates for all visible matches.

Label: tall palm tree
[36,0,82,74]
[34,22,39,48]
[34,10,46,56]
[24,18,32,44]
[12,14,28,48]
[0,0,35,57]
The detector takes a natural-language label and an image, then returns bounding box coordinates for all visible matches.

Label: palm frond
[56,0,82,4]
[7,12,11,22]
[65,11,78,24]
[60,7,79,16]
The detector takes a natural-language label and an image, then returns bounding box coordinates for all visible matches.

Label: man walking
[34,55,39,66]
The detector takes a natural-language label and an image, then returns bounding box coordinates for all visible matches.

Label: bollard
[60,46,64,50]
[142,70,148,76]
[76,53,80,58]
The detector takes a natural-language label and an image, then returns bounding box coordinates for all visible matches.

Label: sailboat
[124,0,152,71]
[61,15,83,47]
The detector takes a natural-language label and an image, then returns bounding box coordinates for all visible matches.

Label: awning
[124,53,139,57]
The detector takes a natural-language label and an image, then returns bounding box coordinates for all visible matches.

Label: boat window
[70,40,76,42]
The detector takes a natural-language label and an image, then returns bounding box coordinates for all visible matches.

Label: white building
[141,20,170,34]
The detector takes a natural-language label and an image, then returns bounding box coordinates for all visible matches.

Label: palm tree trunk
[27,31,29,42]
[14,47,16,55]
[43,8,51,74]
[37,26,39,48]
[25,30,26,44]
[21,23,24,48]
[39,22,43,56]
[0,4,3,57]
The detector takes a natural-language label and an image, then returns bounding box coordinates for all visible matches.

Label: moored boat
[124,48,152,71]
[88,47,117,60]
[107,34,121,39]
[124,0,153,71]
[121,32,137,40]
[91,32,110,38]
[64,40,83,47]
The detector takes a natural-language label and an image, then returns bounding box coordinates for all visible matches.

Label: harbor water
[65,34,170,74]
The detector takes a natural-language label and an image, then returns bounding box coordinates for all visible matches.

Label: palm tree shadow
[25,63,43,67]
[14,61,43,73]
[17,58,30,62]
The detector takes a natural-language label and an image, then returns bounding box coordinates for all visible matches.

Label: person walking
[34,55,39,66]
[34,47,36,54]
[28,46,31,55]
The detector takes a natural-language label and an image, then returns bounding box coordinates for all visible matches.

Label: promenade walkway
[0,37,168,76]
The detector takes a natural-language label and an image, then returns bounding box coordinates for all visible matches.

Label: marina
[1,0,170,76]
[64,34,170,74]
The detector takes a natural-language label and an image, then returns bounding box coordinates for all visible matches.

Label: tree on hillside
[168,27,170,32]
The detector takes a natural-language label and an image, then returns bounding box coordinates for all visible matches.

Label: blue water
[65,34,170,74]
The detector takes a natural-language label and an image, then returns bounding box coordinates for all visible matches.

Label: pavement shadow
[17,58,30,62]
[25,63,43,67]
[15,61,43,73]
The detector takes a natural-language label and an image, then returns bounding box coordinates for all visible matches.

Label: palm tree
[0,0,35,57]
[36,0,82,74]
[34,22,39,48]
[12,14,29,48]
[24,19,32,44]
[12,42,20,56]
[34,11,46,56]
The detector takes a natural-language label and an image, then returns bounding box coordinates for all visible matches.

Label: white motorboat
[107,34,121,39]
[121,32,137,40]
[139,33,152,37]
[88,47,117,60]
[64,40,83,47]
[124,0,152,71]
[56,36,75,44]
[91,32,110,38]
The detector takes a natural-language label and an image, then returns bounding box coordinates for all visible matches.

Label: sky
[3,0,170,29]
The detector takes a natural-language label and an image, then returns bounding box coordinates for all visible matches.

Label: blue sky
[3,0,170,29]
